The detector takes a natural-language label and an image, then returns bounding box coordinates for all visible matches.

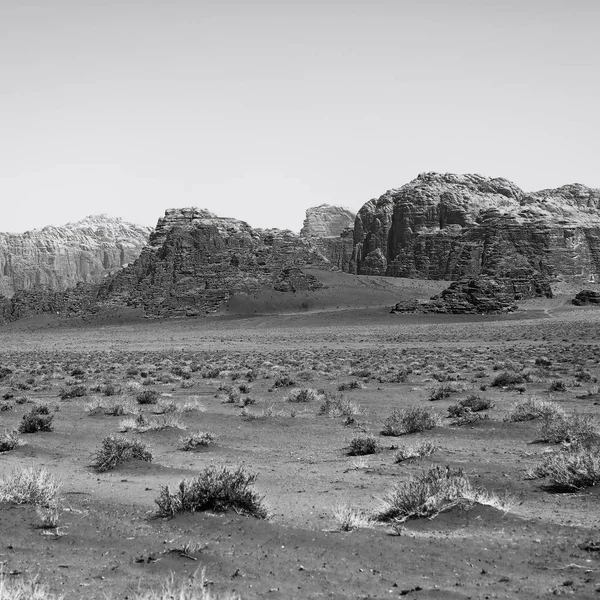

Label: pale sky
[1,0,598,233]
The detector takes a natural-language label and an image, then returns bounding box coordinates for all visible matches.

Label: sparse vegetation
[180,431,216,450]
[0,466,61,507]
[393,441,437,462]
[92,436,154,472]
[331,504,372,531]
[348,434,382,456]
[381,406,441,436]
[19,405,54,433]
[505,397,565,422]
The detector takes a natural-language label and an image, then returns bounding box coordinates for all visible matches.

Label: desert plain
[0,272,599,599]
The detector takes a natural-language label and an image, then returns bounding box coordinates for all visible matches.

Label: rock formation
[390,267,551,315]
[572,290,600,305]
[300,204,355,271]
[351,173,600,286]
[0,215,151,298]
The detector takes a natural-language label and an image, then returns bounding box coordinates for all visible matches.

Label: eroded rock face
[390,268,551,315]
[300,205,355,272]
[0,215,151,298]
[351,173,600,285]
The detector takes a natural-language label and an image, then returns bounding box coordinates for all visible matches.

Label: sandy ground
[1,282,600,599]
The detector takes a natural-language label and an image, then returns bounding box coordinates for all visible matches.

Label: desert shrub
[537,413,599,445]
[287,388,320,403]
[491,372,526,387]
[15,395,32,404]
[318,394,364,417]
[331,504,372,531]
[0,367,13,380]
[505,397,565,422]
[0,466,61,507]
[0,571,63,599]
[381,406,441,436]
[574,369,593,383]
[102,382,122,396]
[377,465,513,522]
[431,371,460,382]
[338,380,361,391]
[450,412,489,427]
[203,367,221,379]
[59,385,87,400]
[548,379,567,392]
[394,441,437,462]
[19,405,54,433]
[238,383,251,394]
[429,382,465,401]
[0,429,22,452]
[120,413,185,433]
[528,445,600,490]
[272,374,296,388]
[155,466,267,518]
[535,356,552,368]
[136,389,159,405]
[348,434,382,456]
[70,367,86,378]
[91,436,154,472]
[180,431,216,450]
[0,402,12,411]
[447,394,494,417]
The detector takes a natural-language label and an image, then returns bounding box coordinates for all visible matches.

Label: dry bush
[58,385,87,400]
[381,406,441,436]
[18,405,54,433]
[378,466,514,522]
[505,397,565,422]
[286,388,321,403]
[528,445,600,490]
[0,429,23,452]
[348,434,382,456]
[136,390,160,405]
[447,394,494,417]
[537,413,599,445]
[491,372,526,388]
[180,431,216,450]
[318,394,364,417]
[119,413,185,433]
[0,571,63,600]
[0,466,61,507]
[337,380,362,391]
[92,436,154,472]
[155,466,267,518]
[393,441,437,462]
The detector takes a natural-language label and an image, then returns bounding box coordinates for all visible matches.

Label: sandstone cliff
[0,215,151,297]
[300,204,355,272]
[350,173,600,286]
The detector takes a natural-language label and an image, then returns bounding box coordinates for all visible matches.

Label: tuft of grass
[91,436,154,472]
[129,569,240,600]
[155,466,267,519]
[318,394,364,418]
[331,504,372,531]
[348,434,382,456]
[119,413,186,433]
[381,406,441,436]
[0,570,64,600]
[377,465,514,522]
[393,441,437,463]
[0,429,23,452]
[504,397,565,422]
[180,431,216,451]
[0,466,61,507]
[528,445,600,490]
[18,405,54,433]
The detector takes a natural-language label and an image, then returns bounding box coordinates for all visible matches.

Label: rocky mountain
[300,204,355,272]
[0,215,151,298]
[350,172,600,286]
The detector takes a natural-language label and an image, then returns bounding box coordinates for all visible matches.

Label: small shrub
[272,374,296,388]
[348,434,382,456]
[238,383,251,394]
[381,406,441,436]
[318,394,364,417]
[59,385,87,400]
[102,382,122,396]
[393,441,437,462]
[537,413,599,445]
[450,411,489,427]
[287,388,320,403]
[535,357,552,368]
[92,436,154,472]
[19,405,54,433]
[378,465,513,522]
[528,445,600,490]
[548,379,567,392]
[155,466,267,518]
[180,431,216,450]
[491,372,526,388]
[0,429,23,452]
[0,466,61,507]
[136,389,159,405]
[429,382,465,401]
[505,397,565,422]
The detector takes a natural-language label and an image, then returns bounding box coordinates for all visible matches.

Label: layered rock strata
[351,173,600,286]
[572,290,600,305]
[0,215,151,297]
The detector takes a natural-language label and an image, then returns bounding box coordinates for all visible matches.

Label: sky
[1,0,599,233]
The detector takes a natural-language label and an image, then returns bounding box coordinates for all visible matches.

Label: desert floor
[1,282,599,599]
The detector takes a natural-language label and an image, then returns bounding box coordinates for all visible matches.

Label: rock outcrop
[572,290,600,305]
[300,205,355,271]
[351,173,600,286]
[391,268,551,315]
[0,215,151,298]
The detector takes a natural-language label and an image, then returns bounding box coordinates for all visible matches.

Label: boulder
[572,290,600,305]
